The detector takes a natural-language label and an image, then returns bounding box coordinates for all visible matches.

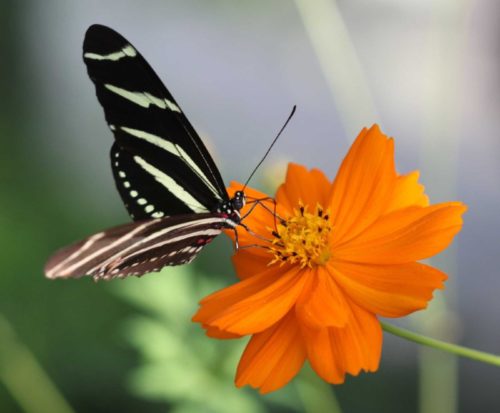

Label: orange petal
[236,311,306,393]
[330,261,447,317]
[223,216,275,275]
[275,164,331,213]
[204,325,243,339]
[193,265,308,335]
[193,266,278,325]
[335,202,467,263]
[302,302,382,384]
[295,267,349,328]
[384,171,429,213]
[193,266,278,326]
[329,125,399,244]
[231,249,272,280]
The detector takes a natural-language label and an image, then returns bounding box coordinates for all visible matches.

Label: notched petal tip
[203,324,243,339]
[235,312,307,393]
[303,303,382,384]
[276,163,332,212]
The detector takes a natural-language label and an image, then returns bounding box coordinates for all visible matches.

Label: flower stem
[0,314,76,413]
[296,366,342,413]
[382,322,500,367]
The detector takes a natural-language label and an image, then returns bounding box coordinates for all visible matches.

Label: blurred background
[1,0,499,412]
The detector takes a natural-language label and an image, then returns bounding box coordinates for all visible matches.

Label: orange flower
[192,125,467,393]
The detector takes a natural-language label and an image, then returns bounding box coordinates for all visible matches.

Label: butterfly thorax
[215,190,246,227]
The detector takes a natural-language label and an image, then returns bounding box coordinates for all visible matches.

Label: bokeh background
[1,1,499,412]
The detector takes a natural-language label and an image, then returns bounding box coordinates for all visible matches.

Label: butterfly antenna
[242,105,296,190]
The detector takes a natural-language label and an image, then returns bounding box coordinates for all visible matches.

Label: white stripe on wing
[120,126,221,199]
[133,156,210,213]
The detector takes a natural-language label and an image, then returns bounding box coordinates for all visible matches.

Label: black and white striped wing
[45,214,227,280]
[83,25,227,220]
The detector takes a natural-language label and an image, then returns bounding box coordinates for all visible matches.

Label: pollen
[270,203,332,268]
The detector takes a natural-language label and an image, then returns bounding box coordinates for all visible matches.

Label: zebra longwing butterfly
[45,25,247,281]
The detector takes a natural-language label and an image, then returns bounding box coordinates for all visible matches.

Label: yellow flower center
[270,203,332,268]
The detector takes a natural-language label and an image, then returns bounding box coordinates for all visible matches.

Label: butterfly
[44,25,247,281]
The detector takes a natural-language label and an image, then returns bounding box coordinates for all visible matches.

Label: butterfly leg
[238,222,274,244]
[233,226,240,251]
[232,224,273,252]
[238,243,272,252]
[240,197,268,220]
[244,196,285,234]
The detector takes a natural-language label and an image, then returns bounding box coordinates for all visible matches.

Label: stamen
[269,204,332,268]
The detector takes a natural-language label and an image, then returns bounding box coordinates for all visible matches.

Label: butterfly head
[214,191,246,225]
[232,190,246,211]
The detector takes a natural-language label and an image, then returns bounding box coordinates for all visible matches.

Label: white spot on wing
[130,190,138,198]
[137,198,147,205]
[145,205,154,213]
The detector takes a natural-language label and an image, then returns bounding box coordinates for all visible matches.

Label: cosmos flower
[192,125,467,393]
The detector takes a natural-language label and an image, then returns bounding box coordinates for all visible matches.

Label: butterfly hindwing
[44,214,225,280]
[83,24,227,220]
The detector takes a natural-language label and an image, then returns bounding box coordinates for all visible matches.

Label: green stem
[0,314,76,413]
[296,365,342,413]
[382,322,500,367]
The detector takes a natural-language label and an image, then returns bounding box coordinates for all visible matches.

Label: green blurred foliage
[115,266,264,413]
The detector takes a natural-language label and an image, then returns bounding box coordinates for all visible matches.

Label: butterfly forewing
[45,214,226,280]
[83,24,227,220]
[110,143,210,219]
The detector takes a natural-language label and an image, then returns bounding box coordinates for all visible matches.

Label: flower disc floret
[270,204,332,268]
